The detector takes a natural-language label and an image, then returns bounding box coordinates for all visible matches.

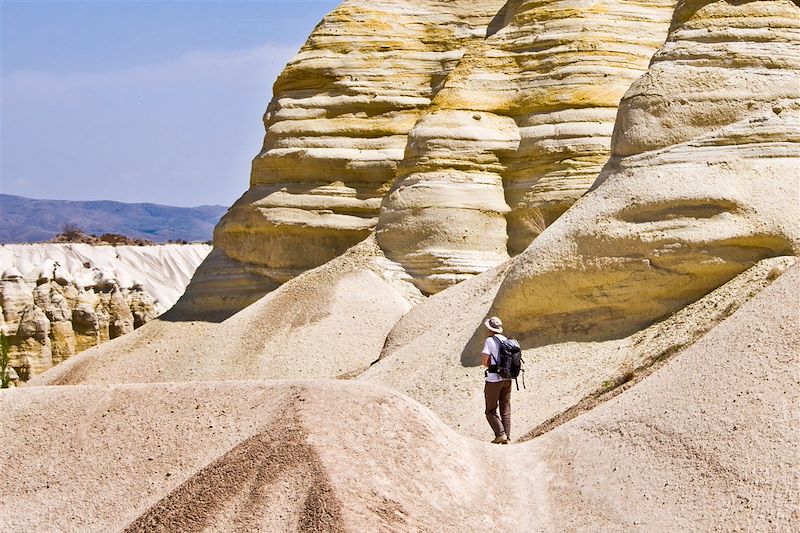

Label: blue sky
[1,0,341,207]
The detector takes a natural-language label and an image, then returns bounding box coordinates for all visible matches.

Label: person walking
[482,316,512,444]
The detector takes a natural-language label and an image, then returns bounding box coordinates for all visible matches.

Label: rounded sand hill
[3,265,798,530]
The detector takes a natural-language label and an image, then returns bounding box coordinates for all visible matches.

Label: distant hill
[0,194,227,244]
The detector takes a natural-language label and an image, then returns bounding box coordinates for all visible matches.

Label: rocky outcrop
[0,244,211,378]
[492,0,800,344]
[32,281,76,365]
[213,1,507,289]
[0,270,156,378]
[201,0,678,305]
[5,2,800,531]
[375,110,519,294]
[376,0,676,293]
[30,0,798,404]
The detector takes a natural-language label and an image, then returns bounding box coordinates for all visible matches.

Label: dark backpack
[491,336,525,390]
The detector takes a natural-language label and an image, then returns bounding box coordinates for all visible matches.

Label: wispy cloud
[1,42,300,206]
[3,42,300,99]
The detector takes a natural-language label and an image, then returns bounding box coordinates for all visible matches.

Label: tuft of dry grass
[518,207,548,236]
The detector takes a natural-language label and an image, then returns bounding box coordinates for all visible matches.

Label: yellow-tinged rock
[0,244,210,377]
[492,0,800,345]
[418,0,677,261]
[357,0,676,293]
[213,0,507,296]
[33,282,75,364]
[208,0,676,302]
[376,110,518,294]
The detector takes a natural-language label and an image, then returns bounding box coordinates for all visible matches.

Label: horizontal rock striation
[492,0,800,345]
[207,0,676,303]
[376,110,519,294]
[213,0,506,292]
[42,1,797,401]
[495,0,677,255]
[377,0,676,293]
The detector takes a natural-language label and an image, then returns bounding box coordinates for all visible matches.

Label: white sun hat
[484,316,503,333]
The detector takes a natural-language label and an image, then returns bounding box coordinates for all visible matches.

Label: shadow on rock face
[162,249,278,323]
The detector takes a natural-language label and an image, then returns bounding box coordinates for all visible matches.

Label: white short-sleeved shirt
[483,334,509,383]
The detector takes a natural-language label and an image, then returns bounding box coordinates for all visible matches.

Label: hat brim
[484,319,503,333]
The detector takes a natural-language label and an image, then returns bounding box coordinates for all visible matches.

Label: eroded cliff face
[0,244,211,379]
[11,3,799,529]
[196,0,677,306]
[1,267,155,379]
[376,0,676,293]
[183,0,798,342]
[492,0,800,344]
[213,1,507,287]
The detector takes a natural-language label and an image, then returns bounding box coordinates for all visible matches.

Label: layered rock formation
[0,266,154,379]
[191,0,797,319]
[376,0,676,292]
[212,0,507,295]
[492,0,800,345]
[0,244,211,378]
[199,0,678,305]
[375,110,519,294]
[7,1,800,530]
[32,0,800,433]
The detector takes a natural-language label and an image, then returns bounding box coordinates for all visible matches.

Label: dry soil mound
[3,264,797,530]
[29,247,795,446]
[532,260,800,530]
[1,380,538,532]
[29,237,420,385]
[362,256,795,440]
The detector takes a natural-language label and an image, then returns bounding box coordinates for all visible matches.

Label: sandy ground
[3,264,797,531]
[364,256,795,440]
[1,381,539,532]
[535,261,800,530]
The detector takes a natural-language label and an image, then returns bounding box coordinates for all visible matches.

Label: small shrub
[61,222,83,238]
[99,233,130,244]
[0,332,11,389]
[620,367,635,385]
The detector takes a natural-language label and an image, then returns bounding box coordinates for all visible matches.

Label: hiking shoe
[491,434,509,444]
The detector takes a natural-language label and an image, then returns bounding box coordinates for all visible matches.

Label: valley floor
[2,266,797,531]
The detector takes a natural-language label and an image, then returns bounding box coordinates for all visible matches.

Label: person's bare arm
[482,353,490,367]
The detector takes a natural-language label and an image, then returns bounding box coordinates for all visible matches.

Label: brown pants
[484,380,512,439]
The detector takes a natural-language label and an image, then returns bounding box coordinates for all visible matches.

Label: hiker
[482,316,512,444]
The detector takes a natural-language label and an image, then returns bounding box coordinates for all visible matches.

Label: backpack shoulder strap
[487,335,501,371]
[492,335,504,356]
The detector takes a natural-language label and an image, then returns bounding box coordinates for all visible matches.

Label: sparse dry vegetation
[518,207,548,237]
[50,225,154,245]
[0,332,11,388]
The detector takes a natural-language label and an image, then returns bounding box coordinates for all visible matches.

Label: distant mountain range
[0,194,228,243]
